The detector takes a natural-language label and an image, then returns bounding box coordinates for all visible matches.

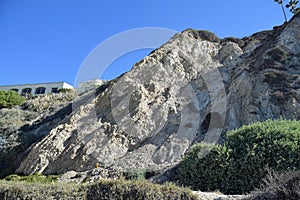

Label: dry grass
[0,179,198,200]
[249,169,300,200]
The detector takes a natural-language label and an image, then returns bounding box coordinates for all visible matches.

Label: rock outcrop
[16,14,300,176]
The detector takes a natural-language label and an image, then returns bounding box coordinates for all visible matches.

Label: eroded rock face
[16,14,300,175]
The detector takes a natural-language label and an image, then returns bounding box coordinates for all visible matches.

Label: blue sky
[0,0,294,87]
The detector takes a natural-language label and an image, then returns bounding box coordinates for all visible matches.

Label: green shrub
[0,90,25,109]
[123,167,159,180]
[225,119,300,193]
[177,119,300,194]
[58,88,73,93]
[124,168,147,180]
[177,143,230,192]
[4,173,59,184]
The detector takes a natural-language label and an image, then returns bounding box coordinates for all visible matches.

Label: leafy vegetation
[286,0,300,13]
[4,173,59,184]
[124,168,147,180]
[0,179,198,200]
[178,119,300,194]
[58,88,74,93]
[177,143,230,192]
[123,167,158,180]
[275,0,300,22]
[0,90,25,109]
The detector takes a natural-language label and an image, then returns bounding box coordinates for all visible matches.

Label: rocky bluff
[16,14,300,176]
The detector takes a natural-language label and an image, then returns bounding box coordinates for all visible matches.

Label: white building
[0,82,73,95]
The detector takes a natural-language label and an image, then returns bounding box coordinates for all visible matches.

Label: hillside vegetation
[0,91,75,178]
[178,119,300,194]
[2,119,299,199]
[0,179,198,200]
[0,90,25,109]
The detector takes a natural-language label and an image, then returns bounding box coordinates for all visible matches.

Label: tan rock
[16,14,300,177]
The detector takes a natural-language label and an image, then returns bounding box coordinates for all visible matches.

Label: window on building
[22,88,32,94]
[10,88,19,92]
[51,87,59,93]
[35,87,46,95]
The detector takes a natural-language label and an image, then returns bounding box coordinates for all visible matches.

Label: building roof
[0,81,73,87]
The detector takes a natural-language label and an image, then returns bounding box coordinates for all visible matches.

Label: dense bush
[177,119,300,194]
[124,168,147,180]
[0,90,25,109]
[0,179,198,200]
[224,119,300,193]
[123,167,158,180]
[177,143,230,192]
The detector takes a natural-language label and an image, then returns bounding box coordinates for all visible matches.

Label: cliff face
[16,14,300,175]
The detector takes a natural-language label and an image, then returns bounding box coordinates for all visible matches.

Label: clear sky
[0,0,294,86]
